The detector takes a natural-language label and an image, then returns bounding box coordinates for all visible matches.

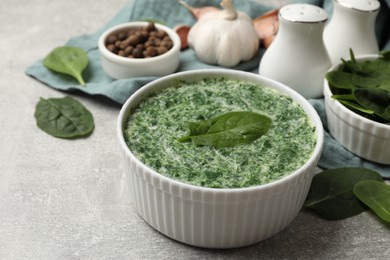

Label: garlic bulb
[187,0,259,67]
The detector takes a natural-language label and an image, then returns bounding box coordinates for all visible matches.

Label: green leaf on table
[178,111,272,148]
[43,46,88,85]
[304,167,383,220]
[353,180,390,223]
[34,96,94,139]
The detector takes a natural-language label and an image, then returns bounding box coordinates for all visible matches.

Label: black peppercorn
[132,48,143,58]
[105,22,174,59]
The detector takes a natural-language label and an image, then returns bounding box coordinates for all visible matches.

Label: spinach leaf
[380,49,390,60]
[327,49,390,124]
[353,180,390,223]
[341,49,369,76]
[43,46,88,85]
[178,111,272,148]
[35,96,94,139]
[386,105,390,120]
[378,81,390,92]
[326,71,355,90]
[361,59,390,75]
[351,74,380,88]
[338,99,375,115]
[304,167,383,220]
[331,94,355,101]
[353,88,390,121]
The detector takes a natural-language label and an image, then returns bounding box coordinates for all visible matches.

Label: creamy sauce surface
[124,78,316,188]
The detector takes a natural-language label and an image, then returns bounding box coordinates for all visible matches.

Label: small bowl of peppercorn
[98,21,181,79]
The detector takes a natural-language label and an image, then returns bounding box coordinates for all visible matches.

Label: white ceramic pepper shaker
[259,4,330,99]
[323,0,380,65]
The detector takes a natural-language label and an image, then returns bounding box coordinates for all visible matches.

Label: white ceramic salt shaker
[323,0,380,65]
[259,4,330,99]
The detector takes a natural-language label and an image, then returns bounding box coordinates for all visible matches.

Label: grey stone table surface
[1,0,389,259]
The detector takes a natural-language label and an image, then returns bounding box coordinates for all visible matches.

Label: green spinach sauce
[124,78,316,188]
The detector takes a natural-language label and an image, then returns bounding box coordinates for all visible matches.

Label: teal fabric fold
[25,0,390,177]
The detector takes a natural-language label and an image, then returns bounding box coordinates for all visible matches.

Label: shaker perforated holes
[279,3,327,23]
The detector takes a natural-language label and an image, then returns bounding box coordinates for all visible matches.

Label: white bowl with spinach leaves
[117,69,324,248]
[324,50,390,164]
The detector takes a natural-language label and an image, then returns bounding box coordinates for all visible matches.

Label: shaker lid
[336,0,380,12]
[279,4,328,23]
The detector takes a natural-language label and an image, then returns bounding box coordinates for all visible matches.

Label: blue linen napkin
[25,0,390,177]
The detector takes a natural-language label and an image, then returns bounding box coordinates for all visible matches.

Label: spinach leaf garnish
[178,111,272,148]
[304,167,383,220]
[34,96,94,139]
[326,49,390,124]
[43,46,88,86]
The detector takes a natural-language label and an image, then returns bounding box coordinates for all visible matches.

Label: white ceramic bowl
[324,54,390,164]
[98,22,181,79]
[117,69,324,248]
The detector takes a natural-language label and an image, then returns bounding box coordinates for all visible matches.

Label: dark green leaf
[353,180,390,223]
[351,74,380,88]
[328,49,390,124]
[380,50,390,60]
[378,82,390,93]
[43,46,88,85]
[386,105,390,119]
[178,111,272,148]
[361,59,390,74]
[326,71,356,90]
[34,96,94,139]
[341,49,368,76]
[304,167,383,220]
[338,99,375,115]
[331,94,355,101]
[353,88,390,121]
